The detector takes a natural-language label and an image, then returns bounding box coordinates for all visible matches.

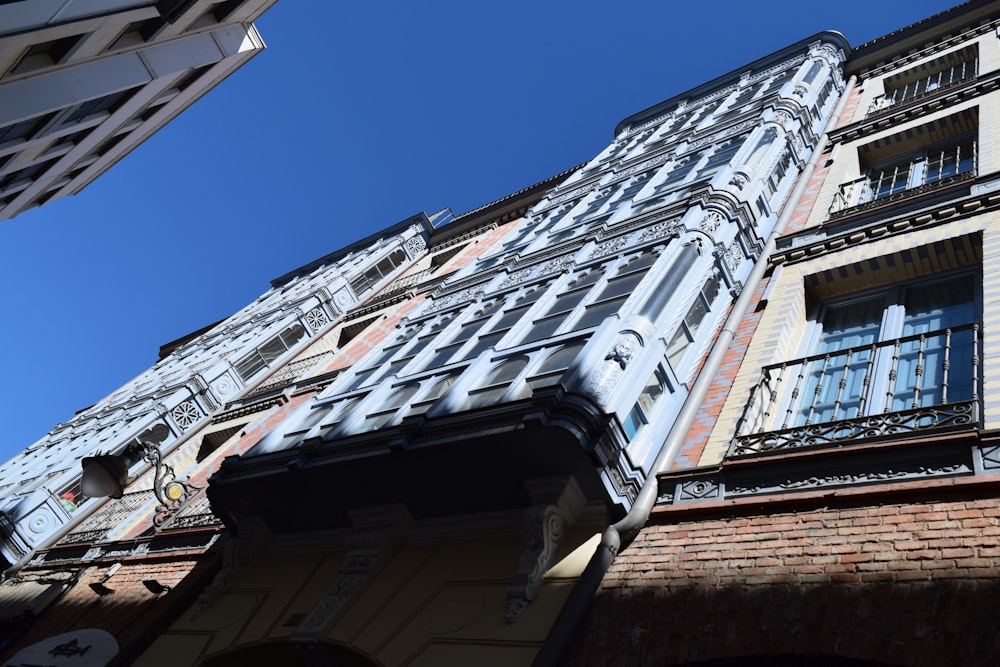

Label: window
[0,157,60,194]
[233,324,306,381]
[63,87,138,125]
[831,109,978,215]
[695,135,748,181]
[636,152,706,212]
[763,147,794,199]
[524,340,587,393]
[9,34,84,75]
[521,271,602,344]
[361,384,421,431]
[666,272,724,370]
[867,139,976,201]
[623,367,671,440]
[349,249,407,294]
[521,253,656,345]
[715,84,760,121]
[424,285,549,368]
[791,273,976,427]
[466,357,529,409]
[871,45,978,114]
[0,112,55,146]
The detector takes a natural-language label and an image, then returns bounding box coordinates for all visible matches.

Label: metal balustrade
[867,58,977,116]
[730,322,981,456]
[829,142,977,216]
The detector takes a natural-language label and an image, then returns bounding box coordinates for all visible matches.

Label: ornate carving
[589,236,631,259]
[792,84,808,98]
[773,110,794,129]
[731,401,979,457]
[605,332,642,370]
[422,288,485,315]
[24,506,58,536]
[617,152,671,179]
[192,522,270,619]
[405,235,427,255]
[304,307,329,332]
[638,219,682,243]
[499,268,533,288]
[537,256,575,277]
[506,504,565,623]
[296,551,379,636]
[700,210,725,234]
[720,238,744,272]
[293,511,407,640]
[678,479,720,501]
[728,463,971,497]
[729,173,748,189]
[170,401,200,429]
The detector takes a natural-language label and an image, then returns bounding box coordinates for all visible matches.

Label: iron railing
[731,323,981,456]
[867,58,977,116]
[829,144,976,216]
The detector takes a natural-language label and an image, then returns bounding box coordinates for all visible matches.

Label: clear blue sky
[0,0,959,461]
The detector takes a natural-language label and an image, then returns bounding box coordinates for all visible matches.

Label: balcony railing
[867,58,977,116]
[829,149,976,216]
[730,323,981,457]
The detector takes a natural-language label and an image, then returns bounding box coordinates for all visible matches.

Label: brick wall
[2,557,218,665]
[565,488,1000,666]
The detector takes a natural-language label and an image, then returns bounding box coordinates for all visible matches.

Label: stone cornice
[771,181,1000,267]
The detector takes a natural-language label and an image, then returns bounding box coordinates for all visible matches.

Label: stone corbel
[191,518,272,619]
[291,505,410,642]
[506,476,585,623]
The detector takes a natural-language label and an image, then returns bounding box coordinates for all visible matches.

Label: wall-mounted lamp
[142,579,171,595]
[89,563,121,596]
[81,440,198,526]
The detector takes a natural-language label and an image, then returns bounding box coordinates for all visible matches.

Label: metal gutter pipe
[532,74,857,667]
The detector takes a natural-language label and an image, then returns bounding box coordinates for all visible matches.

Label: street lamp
[81,440,198,526]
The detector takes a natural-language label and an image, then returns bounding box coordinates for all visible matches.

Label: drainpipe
[532,74,856,667]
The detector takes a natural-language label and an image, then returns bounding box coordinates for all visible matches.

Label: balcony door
[794,273,975,427]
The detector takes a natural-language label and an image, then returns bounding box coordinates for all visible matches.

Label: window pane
[894,275,976,408]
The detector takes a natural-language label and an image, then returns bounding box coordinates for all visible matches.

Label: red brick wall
[566,491,1000,666]
[2,557,218,665]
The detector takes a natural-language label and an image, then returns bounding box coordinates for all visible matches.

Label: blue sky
[0,0,959,461]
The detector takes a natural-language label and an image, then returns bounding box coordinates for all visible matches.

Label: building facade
[0,0,274,222]
[4,2,998,666]
[0,24,851,664]
[565,1,1000,665]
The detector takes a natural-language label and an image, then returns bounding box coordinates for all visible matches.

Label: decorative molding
[293,506,409,640]
[728,462,971,497]
[637,218,683,244]
[405,235,427,255]
[506,477,582,623]
[170,401,201,430]
[731,401,979,457]
[605,332,642,370]
[581,332,643,405]
[506,505,564,623]
[304,307,329,332]
[699,210,724,235]
[191,521,271,619]
[498,268,534,289]
[589,236,631,259]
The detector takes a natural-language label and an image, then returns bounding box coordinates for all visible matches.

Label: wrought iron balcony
[866,58,977,116]
[828,144,977,217]
[730,323,981,457]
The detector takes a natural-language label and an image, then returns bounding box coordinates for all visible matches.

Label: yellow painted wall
[135,527,601,666]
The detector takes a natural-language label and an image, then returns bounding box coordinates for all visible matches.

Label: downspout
[533,74,857,667]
